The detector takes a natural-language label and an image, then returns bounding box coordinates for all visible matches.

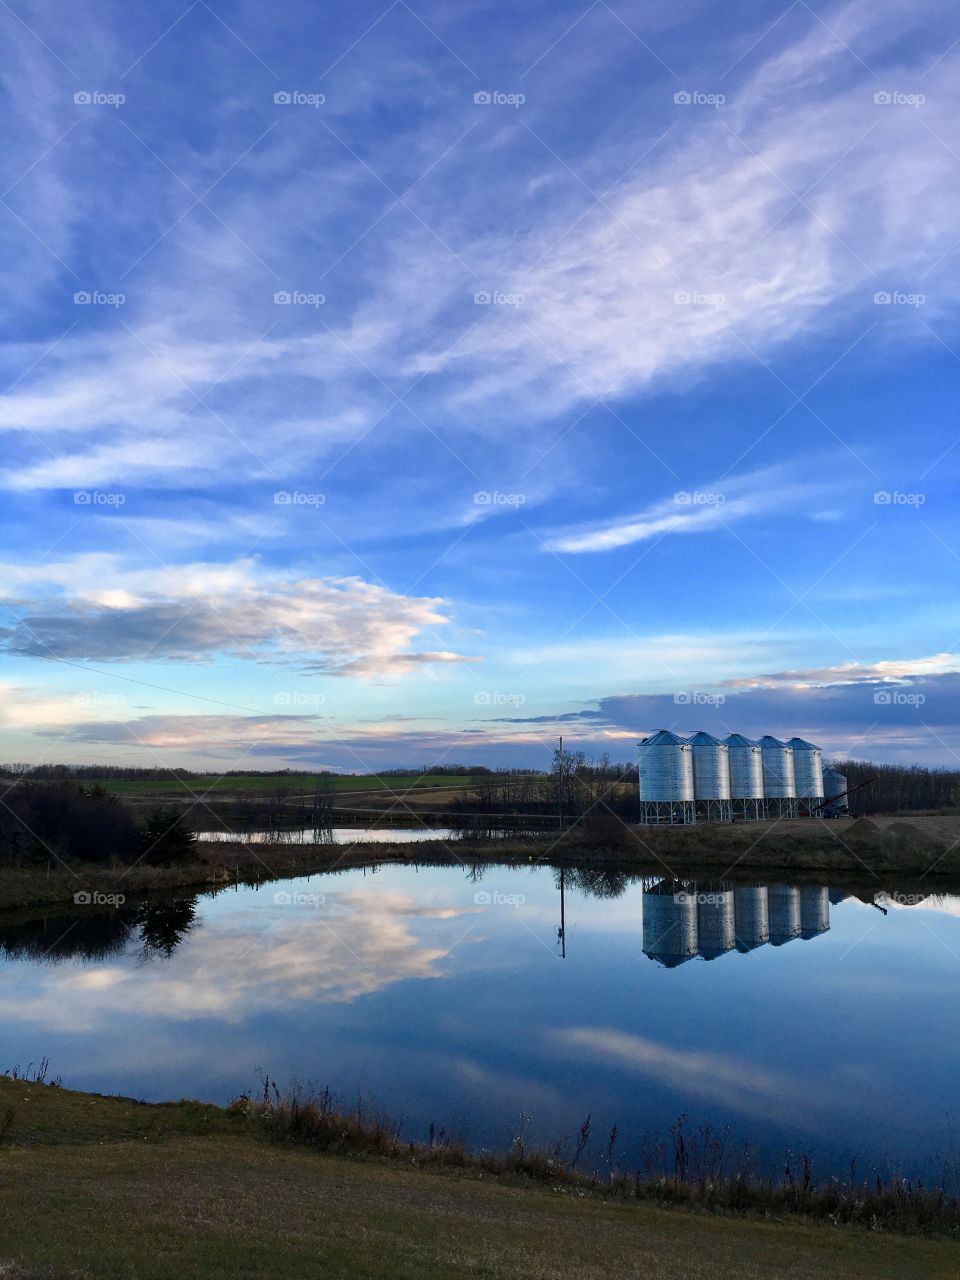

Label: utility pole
[557,735,566,959]
[557,735,564,833]
[558,868,566,958]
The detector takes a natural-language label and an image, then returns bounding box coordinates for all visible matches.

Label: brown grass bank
[0,1077,957,1279]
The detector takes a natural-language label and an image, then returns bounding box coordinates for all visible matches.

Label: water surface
[2,863,958,1180]
[195,826,457,844]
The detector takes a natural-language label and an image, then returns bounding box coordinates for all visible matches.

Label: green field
[85,773,485,797]
[0,1078,955,1280]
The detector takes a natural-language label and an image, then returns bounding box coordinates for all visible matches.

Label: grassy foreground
[0,1080,956,1280]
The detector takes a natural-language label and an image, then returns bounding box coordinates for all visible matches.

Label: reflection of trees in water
[0,912,130,962]
[0,896,199,964]
[557,866,629,899]
[132,898,198,959]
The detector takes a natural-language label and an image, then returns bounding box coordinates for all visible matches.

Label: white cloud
[0,554,478,676]
[545,465,848,553]
[429,14,960,423]
[0,2,957,494]
[0,680,120,730]
[726,652,960,689]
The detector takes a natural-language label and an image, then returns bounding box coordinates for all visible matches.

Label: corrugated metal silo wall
[760,739,797,798]
[638,739,695,801]
[690,737,732,800]
[726,739,764,799]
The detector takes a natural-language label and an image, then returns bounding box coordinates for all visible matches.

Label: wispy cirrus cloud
[1,0,958,499]
[545,465,850,553]
[1,0,958,770]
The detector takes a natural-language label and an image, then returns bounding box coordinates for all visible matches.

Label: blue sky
[1,0,959,770]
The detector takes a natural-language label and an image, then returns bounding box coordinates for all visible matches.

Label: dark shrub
[0,781,138,865]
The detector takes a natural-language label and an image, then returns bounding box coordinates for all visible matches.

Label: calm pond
[3,860,959,1181]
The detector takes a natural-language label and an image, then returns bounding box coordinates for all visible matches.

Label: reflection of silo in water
[799,886,830,938]
[734,885,769,952]
[696,886,735,960]
[767,884,802,945]
[642,880,698,967]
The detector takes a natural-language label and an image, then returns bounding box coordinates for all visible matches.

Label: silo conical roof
[645,729,688,745]
[689,730,724,745]
[725,733,758,746]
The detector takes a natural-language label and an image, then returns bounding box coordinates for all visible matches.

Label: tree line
[832,759,960,815]
[452,746,637,835]
[0,782,197,867]
[0,763,543,781]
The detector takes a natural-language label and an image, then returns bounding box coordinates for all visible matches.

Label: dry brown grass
[0,1079,957,1279]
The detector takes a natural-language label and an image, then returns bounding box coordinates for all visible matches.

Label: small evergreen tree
[138,807,197,865]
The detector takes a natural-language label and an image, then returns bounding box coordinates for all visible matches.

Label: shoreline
[1,814,958,912]
[2,1081,956,1279]
[4,817,959,912]
[2,1076,958,1235]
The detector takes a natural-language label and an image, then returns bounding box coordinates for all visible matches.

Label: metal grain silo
[637,730,695,825]
[724,734,766,821]
[734,885,769,952]
[768,883,801,945]
[799,886,830,939]
[787,737,824,813]
[822,768,848,817]
[758,736,798,818]
[695,885,735,960]
[689,731,732,823]
[642,879,698,966]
